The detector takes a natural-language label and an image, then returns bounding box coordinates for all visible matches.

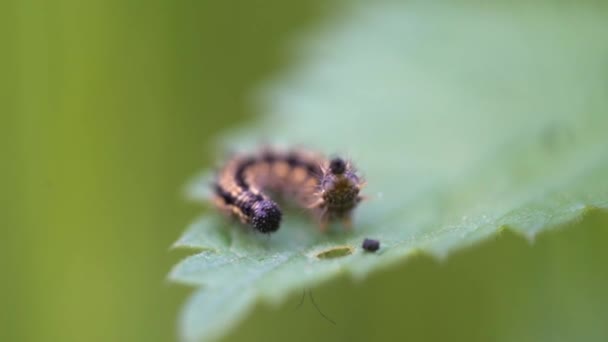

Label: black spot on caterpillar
[212,148,365,233]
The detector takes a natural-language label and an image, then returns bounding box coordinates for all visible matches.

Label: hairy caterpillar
[212,148,364,233]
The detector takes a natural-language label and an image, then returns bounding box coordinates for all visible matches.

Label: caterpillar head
[315,157,364,225]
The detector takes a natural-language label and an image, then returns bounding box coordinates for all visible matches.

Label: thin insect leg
[317,207,330,232]
[293,289,306,311]
[308,289,336,325]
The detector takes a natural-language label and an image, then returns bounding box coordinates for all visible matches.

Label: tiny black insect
[362,238,380,252]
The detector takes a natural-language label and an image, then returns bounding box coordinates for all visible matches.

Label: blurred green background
[4,1,608,342]
[2,1,326,341]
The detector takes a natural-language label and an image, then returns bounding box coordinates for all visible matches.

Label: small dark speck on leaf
[362,238,380,252]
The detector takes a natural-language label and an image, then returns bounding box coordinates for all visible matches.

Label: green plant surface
[223,210,608,342]
[169,1,608,341]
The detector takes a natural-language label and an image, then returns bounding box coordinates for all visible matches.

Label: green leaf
[170,2,608,341]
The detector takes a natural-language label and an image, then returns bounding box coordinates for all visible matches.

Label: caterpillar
[212,148,364,233]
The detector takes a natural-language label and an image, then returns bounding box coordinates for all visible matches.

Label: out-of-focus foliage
[171,1,608,341]
[1,1,324,341]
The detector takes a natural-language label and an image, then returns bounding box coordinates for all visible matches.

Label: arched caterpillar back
[212,148,364,233]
